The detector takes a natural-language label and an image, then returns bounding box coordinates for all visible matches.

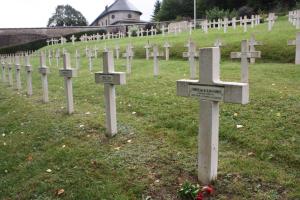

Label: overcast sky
[0,0,156,28]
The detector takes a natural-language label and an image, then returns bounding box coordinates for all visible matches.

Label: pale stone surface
[75,49,81,69]
[7,57,13,87]
[249,35,263,64]
[144,42,151,60]
[177,47,249,184]
[288,32,300,64]
[59,53,77,114]
[95,51,126,137]
[1,57,6,83]
[24,55,33,96]
[38,52,50,103]
[150,45,164,77]
[115,44,120,60]
[15,55,22,90]
[123,44,134,74]
[163,42,171,61]
[231,40,261,83]
[183,40,198,79]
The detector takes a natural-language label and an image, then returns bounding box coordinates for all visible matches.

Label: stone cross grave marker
[231,40,261,83]
[151,26,154,36]
[95,51,126,137]
[71,35,76,45]
[266,13,276,31]
[88,49,95,72]
[183,40,198,79]
[150,45,164,77]
[249,35,263,64]
[24,55,33,96]
[163,42,171,61]
[144,41,151,60]
[94,46,99,59]
[115,44,120,60]
[48,50,52,67]
[15,55,22,90]
[59,53,78,114]
[7,56,13,87]
[75,49,81,69]
[122,44,134,74]
[1,57,6,83]
[223,18,228,33]
[38,52,50,103]
[55,49,60,67]
[243,16,248,32]
[232,17,237,29]
[177,47,249,184]
[288,32,300,65]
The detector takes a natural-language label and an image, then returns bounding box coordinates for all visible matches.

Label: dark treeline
[154,0,299,21]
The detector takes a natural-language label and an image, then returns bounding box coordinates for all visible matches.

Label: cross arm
[183,52,199,58]
[176,80,249,104]
[231,51,261,59]
[95,72,126,85]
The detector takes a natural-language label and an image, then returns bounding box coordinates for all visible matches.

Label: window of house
[112,15,115,19]
[128,14,132,19]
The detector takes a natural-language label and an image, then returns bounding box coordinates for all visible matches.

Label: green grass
[0,17,300,199]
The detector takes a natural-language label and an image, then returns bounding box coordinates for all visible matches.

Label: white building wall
[96,11,141,27]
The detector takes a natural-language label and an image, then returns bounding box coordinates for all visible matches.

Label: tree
[151,0,161,21]
[47,5,88,27]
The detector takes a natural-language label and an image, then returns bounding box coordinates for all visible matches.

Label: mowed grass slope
[0,17,300,199]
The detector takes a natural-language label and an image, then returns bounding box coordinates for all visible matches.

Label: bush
[206,7,237,21]
[237,6,254,18]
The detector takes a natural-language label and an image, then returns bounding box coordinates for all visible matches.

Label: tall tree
[152,0,161,21]
[47,5,88,27]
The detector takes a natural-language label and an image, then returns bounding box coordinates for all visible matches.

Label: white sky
[0,0,156,28]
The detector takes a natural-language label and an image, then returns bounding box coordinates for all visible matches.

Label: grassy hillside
[0,17,299,199]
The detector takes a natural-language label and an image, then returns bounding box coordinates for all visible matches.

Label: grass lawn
[0,17,299,199]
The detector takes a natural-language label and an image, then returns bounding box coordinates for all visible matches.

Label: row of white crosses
[289,10,300,29]
[201,15,261,34]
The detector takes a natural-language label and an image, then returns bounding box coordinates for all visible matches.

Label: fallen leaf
[62,145,66,148]
[276,113,281,117]
[114,147,121,151]
[234,113,238,117]
[248,152,255,156]
[236,125,244,129]
[46,169,52,173]
[56,189,65,196]
[2,134,5,137]
[27,155,33,161]
[127,140,132,143]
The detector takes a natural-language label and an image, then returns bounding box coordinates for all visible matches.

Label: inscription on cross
[231,40,261,83]
[288,32,300,65]
[95,52,126,137]
[177,47,249,184]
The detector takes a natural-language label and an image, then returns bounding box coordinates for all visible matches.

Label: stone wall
[0,27,105,49]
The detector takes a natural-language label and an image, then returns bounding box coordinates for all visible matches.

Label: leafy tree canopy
[47,5,88,27]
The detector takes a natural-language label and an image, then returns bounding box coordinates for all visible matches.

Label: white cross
[243,16,248,32]
[122,44,134,74]
[288,32,300,64]
[249,35,263,64]
[150,45,164,77]
[151,26,154,36]
[55,49,60,67]
[115,44,120,60]
[183,40,198,79]
[88,49,94,72]
[14,55,22,90]
[177,47,249,184]
[59,53,78,114]
[144,41,152,60]
[48,50,52,67]
[95,51,126,137]
[38,52,50,103]
[214,39,223,48]
[231,40,261,83]
[71,35,77,45]
[163,42,171,61]
[94,46,99,58]
[232,17,237,29]
[223,18,228,33]
[46,40,50,46]
[24,54,33,96]
[7,56,13,87]
[1,57,6,83]
[75,49,81,69]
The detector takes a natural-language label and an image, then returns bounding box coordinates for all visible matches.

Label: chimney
[105,5,108,10]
